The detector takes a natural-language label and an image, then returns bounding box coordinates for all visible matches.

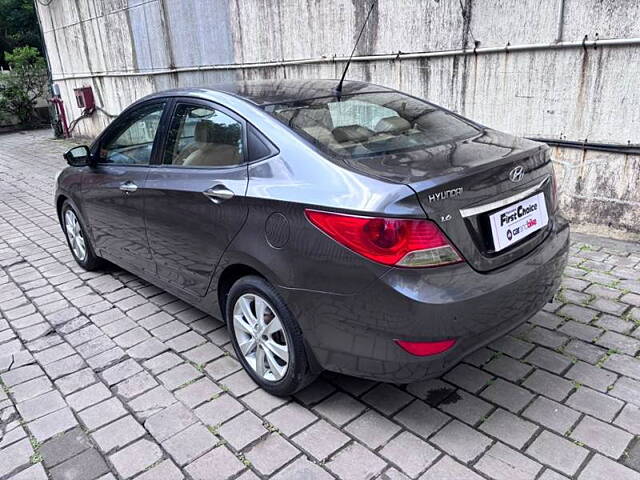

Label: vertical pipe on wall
[555,0,566,43]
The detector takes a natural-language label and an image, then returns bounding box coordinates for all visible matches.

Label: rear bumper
[279,215,570,383]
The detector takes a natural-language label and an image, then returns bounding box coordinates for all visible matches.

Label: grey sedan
[55,80,569,395]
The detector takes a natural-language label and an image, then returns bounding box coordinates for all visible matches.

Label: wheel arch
[216,263,265,321]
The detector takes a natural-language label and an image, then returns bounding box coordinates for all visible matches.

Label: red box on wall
[74,86,95,110]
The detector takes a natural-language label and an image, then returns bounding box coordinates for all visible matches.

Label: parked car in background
[55,80,569,396]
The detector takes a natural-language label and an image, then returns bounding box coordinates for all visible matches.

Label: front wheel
[226,275,316,396]
[61,201,102,271]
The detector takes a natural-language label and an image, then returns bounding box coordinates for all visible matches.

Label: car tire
[61,201,103,271]
[226,275,316,396]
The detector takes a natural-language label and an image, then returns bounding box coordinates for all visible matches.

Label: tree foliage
[0,46,48,126]
[0,0,43,69]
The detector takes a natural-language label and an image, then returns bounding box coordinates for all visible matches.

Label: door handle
[203,185,234,204]
[119,181,138,193]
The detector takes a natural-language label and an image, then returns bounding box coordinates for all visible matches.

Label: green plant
[0,46,47,126]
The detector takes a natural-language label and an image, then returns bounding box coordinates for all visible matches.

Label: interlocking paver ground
[1,130,639,479]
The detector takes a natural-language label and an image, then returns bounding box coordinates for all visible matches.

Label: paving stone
[571,415,633,458]
[610,376,640,406]
[219,410,267,449]
[109,438,163,479]
[135,459,184,480]
[66,382,112,411]
[405,378,455,405]
[345,410,401,449]
[204,355,242,380]
[79,397,127,430]
[591,298,628,316]
[559,320,603,342]
[11,464,48,480]
[158,363,202,390]
[444,363,493,393]
[529,311,565,329]
[431,419,492,463]
[522,369,574,401]
[565,360,617,392]
[326,441,386,480]
[175,377,222,408]
[162,423,217,466]
[525,347,572,374]
[10,375,52,402]
[564,339,607,364]
[580,454,640,480]
[480,378,534,413]
[243,387,289,415]
[28,407,78,442]
[194,393,244,426]
[485,355,533,381]
[220,369,258,396]
[379,431,439,477]
[439,389,493,425]
[128,385,177,420]
[143,351,183,374]
[489,335,534,359]
[292,419,350,460]
[1,364,44,386]
[604,353,640,380]
[43,354,86,379]
[393,399,450,438]
[92,415,146,453]
[264,402,316,436]
[113,370,158,399]
[166,331,206,352]
[152,320,190,341]
[419,455,483,480]
[475,442,542,480]
[185,446,244,480]
[526,430,588,476]
[17,389,66,421]
[558,304,598,323]
[615,404,640,435]
[101,358,143,385]
[182,342,224,366]
[50,447,109,480]
[0,438,33,477]
[598,331,640,355]
[144,402,197,442]
[566,386,624,422]
[523,396,581,434]
[479,408,538,449]
[273,457,332,480]
[39,426,92,468]
[313,391,366,426]
[127,337,168,360]
[623,440,640,474]
[538,469,570,480]
[595,314,635,334]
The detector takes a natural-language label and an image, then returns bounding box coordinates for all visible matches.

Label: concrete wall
[36,0,640,238]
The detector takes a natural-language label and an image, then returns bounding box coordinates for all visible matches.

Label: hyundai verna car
[55,80,569,396]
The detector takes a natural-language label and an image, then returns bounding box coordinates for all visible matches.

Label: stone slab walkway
[1,129,639,480]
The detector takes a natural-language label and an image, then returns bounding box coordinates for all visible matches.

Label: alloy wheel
[64,209,87,262]
[232,293,290,381]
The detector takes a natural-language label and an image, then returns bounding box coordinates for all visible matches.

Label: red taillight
[395,339,456,356]
[305,209,463,267]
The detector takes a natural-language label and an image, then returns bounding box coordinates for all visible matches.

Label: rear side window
[247,125,275,162]
[264,92,479,158]
[164,104,244,168]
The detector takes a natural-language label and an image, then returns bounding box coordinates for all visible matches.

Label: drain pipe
[528,137,640,156]
[555,0,565,43]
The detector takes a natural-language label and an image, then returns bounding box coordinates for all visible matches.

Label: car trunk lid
[343,128,556,272]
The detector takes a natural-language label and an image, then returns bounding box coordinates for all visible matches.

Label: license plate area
[489,192,549,252]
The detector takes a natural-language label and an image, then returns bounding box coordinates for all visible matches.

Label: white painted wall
[36,0,640,237]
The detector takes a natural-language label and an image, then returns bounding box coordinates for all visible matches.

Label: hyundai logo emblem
[509,166,525,183]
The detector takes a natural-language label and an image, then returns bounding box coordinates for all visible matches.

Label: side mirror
[64,145,92,167]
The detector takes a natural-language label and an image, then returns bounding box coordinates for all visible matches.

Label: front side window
[164,104,244,168]
[100,102,165,165]
[264,92,480,158]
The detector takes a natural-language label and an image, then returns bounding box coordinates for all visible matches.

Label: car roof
[140,79,393,106]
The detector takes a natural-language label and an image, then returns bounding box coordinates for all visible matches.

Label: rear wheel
[226,275,316,396]
[62,201,102,271]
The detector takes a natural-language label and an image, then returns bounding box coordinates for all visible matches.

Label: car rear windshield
[263,91,480,158]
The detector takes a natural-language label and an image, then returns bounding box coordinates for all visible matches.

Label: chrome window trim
[459,176,550,218]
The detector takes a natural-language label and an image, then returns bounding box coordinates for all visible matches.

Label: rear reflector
[395,339,456,356]
[305,209,463,267]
